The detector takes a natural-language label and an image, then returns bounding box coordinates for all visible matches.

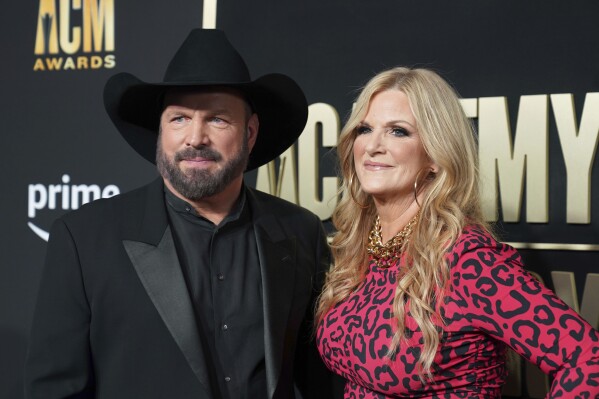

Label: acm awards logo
[33,0,116,71]
[28,174,120,241]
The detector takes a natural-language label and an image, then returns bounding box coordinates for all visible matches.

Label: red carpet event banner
[1,1,598,397]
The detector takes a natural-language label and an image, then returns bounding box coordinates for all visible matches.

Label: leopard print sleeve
[444,226,599,398]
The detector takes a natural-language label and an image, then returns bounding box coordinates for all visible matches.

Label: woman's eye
[390,127,408,137]
[356,125,371,135]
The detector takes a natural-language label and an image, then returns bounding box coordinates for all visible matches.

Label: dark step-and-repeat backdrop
[1,1,598,397]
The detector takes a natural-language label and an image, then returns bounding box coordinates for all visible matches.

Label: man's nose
[185,120,210,148]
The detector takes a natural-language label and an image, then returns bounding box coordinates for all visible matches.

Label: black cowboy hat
[103,29,308,171]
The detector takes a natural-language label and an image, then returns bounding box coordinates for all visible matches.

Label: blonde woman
[316,67,599,398]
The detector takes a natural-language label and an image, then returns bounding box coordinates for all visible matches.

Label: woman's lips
[363,161,391,170]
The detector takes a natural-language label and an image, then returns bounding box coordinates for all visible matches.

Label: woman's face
[353,89,436,204]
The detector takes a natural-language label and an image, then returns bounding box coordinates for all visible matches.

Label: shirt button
[222,324,228,331]
[217,273,224,281]
[224,376,231,382]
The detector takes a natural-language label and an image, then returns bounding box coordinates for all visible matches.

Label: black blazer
[25,178,333,399]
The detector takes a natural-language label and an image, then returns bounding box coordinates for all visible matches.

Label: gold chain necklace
[367,213,419,268]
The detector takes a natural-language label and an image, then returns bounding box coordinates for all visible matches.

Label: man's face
[156,88,258,202]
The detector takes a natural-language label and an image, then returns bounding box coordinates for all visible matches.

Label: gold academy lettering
[257,95,598,225]
[33,0,115,71]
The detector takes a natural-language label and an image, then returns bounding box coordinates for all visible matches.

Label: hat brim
[103,72,308,171]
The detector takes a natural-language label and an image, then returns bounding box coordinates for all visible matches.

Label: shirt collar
[164,184,247,227]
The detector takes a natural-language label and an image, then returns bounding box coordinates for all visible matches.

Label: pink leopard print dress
[317,227,599,398]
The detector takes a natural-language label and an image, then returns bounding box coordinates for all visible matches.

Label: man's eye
[356,125,371,135]
[172,116,187,123]
[211,117,226,124]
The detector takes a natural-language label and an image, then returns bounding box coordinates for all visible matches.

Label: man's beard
[156,135,249,201]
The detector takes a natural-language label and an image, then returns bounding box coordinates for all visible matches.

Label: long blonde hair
[316,67,488,377]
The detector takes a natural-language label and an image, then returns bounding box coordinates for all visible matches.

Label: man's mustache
[174,147,222,162]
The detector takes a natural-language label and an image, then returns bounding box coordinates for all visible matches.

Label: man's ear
[247,113,259,151]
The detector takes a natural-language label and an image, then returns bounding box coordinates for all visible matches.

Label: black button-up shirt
[165,186,266,399]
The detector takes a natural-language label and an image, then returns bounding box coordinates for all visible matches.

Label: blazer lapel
[251,204,297,398]
[122,179,212,395]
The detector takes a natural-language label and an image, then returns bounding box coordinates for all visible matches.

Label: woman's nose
[364,130,384,155]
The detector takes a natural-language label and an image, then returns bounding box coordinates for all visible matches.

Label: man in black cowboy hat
[25,29,335,399]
